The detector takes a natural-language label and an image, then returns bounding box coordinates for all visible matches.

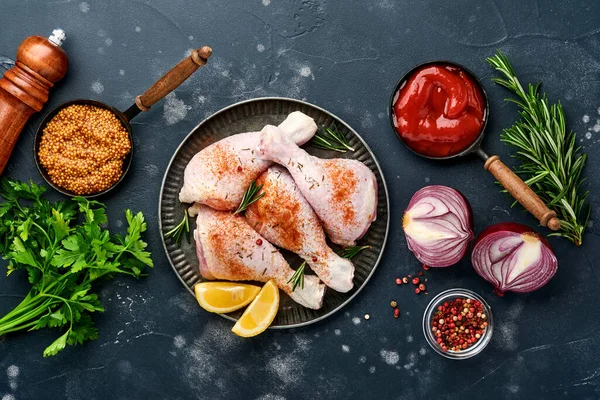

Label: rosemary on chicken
[338,245,370,259]
[287,246,371,291]
[310,126,355,153]
[288,262,306,292]
[487,50,590,246]
[165,208,190,246]
[234,180,265,215]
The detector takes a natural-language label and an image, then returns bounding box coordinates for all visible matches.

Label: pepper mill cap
[16,33,69,84]
[48,29,66,47]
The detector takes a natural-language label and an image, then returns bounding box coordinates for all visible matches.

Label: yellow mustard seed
[38,104,131,195]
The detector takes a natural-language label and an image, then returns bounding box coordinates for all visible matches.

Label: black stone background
[1,1,600,399]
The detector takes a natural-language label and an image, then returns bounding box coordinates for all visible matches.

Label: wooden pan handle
[484,155,560,231]
[135,46,212,112]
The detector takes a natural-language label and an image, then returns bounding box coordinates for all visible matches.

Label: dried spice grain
[38,104,131,195]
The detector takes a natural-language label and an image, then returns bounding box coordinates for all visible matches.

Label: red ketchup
[392,63,486,158]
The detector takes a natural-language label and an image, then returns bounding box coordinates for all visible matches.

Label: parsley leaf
[0,179,153,356]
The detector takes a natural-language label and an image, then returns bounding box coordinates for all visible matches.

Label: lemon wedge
[194,282,261,314]
[232,279,279,337]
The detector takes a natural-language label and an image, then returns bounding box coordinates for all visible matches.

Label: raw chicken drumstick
[190,204,326,310]
[258,125,378,246]
[246,166,355,293]
[179,111,317,210]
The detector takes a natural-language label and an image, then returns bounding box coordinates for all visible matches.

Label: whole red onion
[402,185,474,267]
[471,222,558,295]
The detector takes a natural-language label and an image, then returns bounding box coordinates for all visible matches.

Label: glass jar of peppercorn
[422,288,493,360]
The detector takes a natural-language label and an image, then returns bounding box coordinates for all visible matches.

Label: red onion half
[402,185,474,267]
[471,223,558,295]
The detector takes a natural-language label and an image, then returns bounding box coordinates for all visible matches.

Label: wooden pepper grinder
[0,29,68,173]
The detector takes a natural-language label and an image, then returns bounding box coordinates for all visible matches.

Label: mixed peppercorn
[391,265,431,319]
[395,265,428,294]
[431,297,487,352]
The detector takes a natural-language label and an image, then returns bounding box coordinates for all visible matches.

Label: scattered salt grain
[91,81,104,94]
[299,66,312,77]
[174,335,186,349]
[163,93,190,125]
[380,349,400,365]
[6,366,19,378]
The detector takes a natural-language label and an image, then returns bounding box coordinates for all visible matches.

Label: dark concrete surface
[1,1,599,399]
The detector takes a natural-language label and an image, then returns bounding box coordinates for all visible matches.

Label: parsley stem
[39,293,74,330]
[0,294,48,322]
[0,320,37,334]
[31,221,52,246]
[0,300,56,332]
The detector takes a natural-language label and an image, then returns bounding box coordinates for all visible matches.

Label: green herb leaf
[338,245,371,259]
[0,179,153,356]
[43,330,69,357]
[487,50,590,246]
[310,126,355,153]
[287,262,306,292]
[234,181,265,215]
[164,209,190,247]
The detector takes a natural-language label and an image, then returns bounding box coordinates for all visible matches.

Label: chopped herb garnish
[234,180,265,215]
[338,245,371,259]
[164,208,190,246]
[310,125,355,153]
[287,262,306,291]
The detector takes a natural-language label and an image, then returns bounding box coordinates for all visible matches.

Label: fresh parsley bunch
[0,179,153,356]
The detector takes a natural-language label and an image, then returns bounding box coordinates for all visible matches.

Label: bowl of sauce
[390,61,488,159]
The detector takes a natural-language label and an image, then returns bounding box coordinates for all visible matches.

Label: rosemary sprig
[487,50,590,246]
[338,245,371,259]
[310,126,355,153]
[165,208,190,246]
[287,262,306,291]
[287,246,371,291]
[234,180,265,215]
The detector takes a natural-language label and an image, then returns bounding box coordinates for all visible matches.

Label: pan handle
[134,46,212,112]
[484,155,560,231]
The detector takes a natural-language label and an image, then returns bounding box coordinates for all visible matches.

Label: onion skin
[471,222,558,295]
[402,185,474,267]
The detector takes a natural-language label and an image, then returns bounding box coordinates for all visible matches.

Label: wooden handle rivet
[135,96,150,112]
